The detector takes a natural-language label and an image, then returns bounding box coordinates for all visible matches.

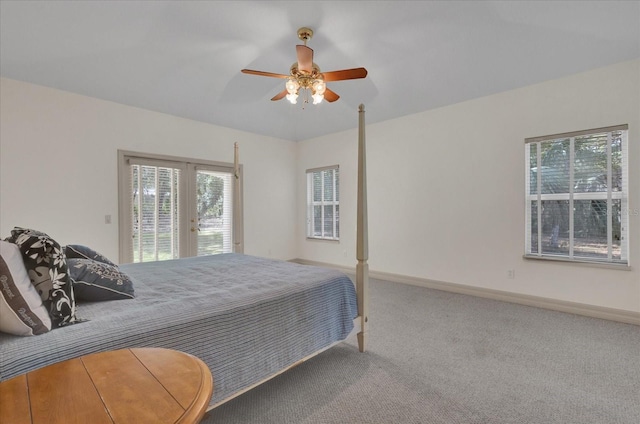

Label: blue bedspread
[0,253,358,406]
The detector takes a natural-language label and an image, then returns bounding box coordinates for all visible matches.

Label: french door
[118,151,242,263]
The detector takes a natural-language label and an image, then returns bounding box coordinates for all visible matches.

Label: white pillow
[0,240,52,335]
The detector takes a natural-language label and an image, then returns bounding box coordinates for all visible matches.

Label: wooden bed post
[356,104,369,353]
[233,142,244,253]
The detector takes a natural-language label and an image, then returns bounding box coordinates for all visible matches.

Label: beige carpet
[202,278,640,424]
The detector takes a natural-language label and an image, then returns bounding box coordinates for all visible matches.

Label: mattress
[0,253,358,406]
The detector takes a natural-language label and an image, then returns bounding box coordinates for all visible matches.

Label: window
[525,125,628,265]
[118,151,242,263]
[307,166,339,240]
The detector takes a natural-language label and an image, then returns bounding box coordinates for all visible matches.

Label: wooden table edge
[169,351,214,424]
[0,348,214,424]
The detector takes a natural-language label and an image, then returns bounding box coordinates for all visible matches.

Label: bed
[0,253,357,407]
[0,105,370,410]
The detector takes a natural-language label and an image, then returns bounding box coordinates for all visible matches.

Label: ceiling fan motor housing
[297,27,313,43]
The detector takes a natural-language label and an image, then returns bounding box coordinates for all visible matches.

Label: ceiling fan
[241,27,368,105]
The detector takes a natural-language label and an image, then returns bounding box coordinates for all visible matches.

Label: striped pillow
[0,240,52,335]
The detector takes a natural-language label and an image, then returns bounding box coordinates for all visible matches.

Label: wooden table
[0,347,214,424]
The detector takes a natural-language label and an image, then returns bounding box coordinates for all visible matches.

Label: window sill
[523,254,630,270]
[306,237,340,243]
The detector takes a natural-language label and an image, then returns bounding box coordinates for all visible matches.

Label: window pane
[529,143,538,195]
[574,134,607,193]
[541,139,570,194]
[335,205,340,238]
[313,172,321,202]
[131,165,140,263]
[141,166,157,261]
[335,168,340,201]
[612,200,621,260]
[530,201,538,254]
[313,205,322,236]
[611,131,623,192]
[196,171,230,256]
[323,205,334,238]
[132,164,181,262]
[157,168,179,260]
[573,199,607,259]
[323,170,334,201]
[541,200,569,255]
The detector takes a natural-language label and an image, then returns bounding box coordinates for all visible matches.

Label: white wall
[297,59,640,313]
[3,60,638,314]
[0,77,298,262]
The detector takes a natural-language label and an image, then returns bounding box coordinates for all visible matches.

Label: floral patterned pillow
[5,227,78,328]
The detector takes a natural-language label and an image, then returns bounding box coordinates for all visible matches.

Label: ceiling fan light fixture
[311,79,325,104]
[285,78,300,94]
[312,92,324,105]
[286,92,298,104]
[285,78,300,104]
[313,79,326,95]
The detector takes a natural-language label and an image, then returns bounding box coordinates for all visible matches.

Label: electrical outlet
[507,269,515,279]
[105,214,112,224]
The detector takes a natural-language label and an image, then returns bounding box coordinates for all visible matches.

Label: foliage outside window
[525,125,628,265]
[307,166,339,240]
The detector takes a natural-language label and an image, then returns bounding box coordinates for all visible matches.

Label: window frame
[306,165,340,241]
[524,125,629,266]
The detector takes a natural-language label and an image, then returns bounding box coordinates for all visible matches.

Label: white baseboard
[291,258,640,326]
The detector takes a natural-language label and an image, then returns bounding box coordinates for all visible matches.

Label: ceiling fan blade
[271,89,287,101]
[323,88,340,102]
[296,45,313,73]
[241,69,290,79]
[322,67,368,82]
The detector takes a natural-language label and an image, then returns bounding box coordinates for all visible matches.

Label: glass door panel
[191,167,234,256]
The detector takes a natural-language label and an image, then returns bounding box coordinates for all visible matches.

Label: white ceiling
[1,1,639,142]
